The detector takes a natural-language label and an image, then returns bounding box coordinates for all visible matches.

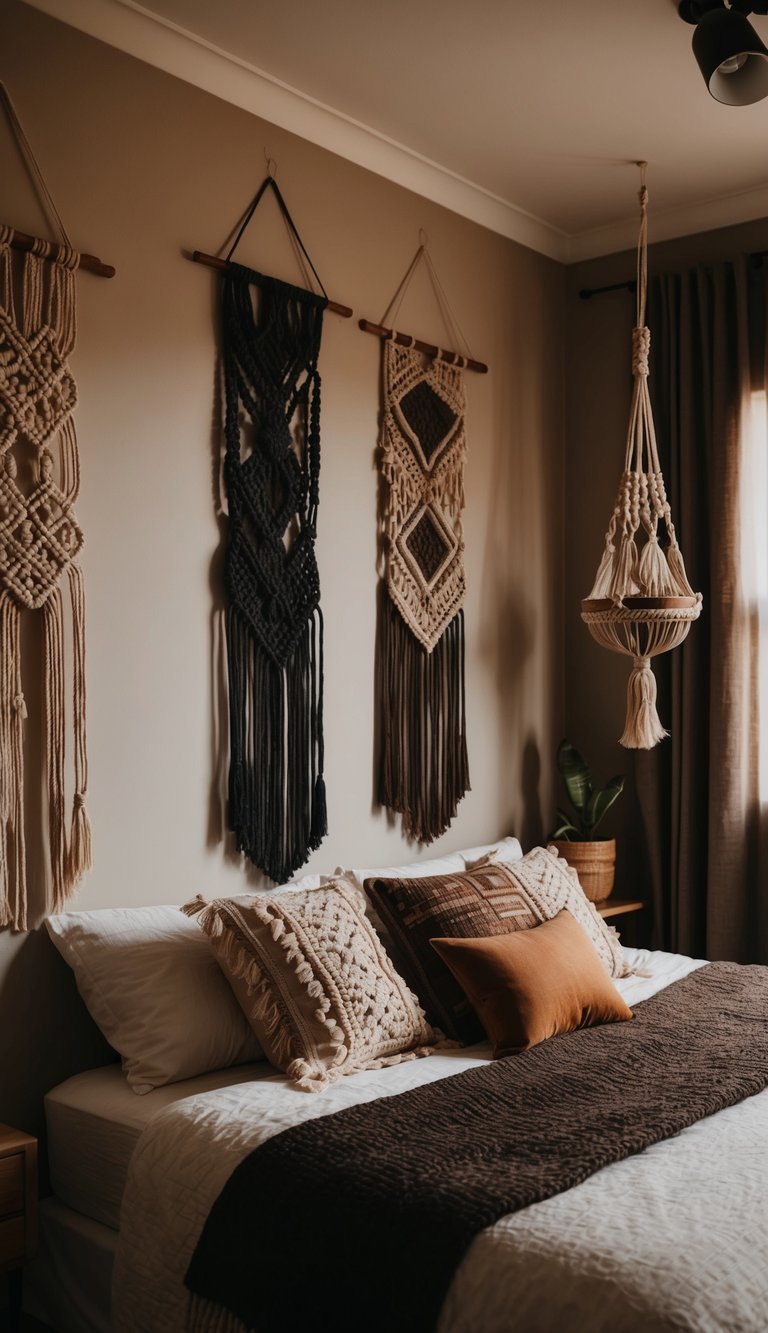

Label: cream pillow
[184,881,437,1092]
[46,905,263,1093]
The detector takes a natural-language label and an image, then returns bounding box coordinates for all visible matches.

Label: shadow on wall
[0,929,115,1183]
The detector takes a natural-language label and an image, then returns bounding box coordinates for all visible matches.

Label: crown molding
[23,0,571,262]
[567,183,768,263]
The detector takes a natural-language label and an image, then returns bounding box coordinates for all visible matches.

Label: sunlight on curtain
[740,389,768,803]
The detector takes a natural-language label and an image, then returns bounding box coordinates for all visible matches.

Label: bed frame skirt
[25,1197,115,1333]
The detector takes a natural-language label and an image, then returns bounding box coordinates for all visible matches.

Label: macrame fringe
[0,594,27,930]
[638,535,673,597]
[187,1293,248,1333]
[227,605,326,884]
[620,655,669,749]
[377,590,469,844]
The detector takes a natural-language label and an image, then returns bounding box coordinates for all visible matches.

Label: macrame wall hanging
[194,175,351,882]
[362,243,487,843]
[0,85,113,929]
[581,163,702,748]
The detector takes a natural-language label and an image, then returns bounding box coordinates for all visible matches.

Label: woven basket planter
[549,839,616,903]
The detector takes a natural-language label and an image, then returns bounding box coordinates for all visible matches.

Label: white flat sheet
[46,1061,266,1228]
[111,946,768,1333]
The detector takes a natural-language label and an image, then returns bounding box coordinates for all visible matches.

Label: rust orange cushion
[430,910,633,1057]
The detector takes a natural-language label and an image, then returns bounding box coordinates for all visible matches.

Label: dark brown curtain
[638,257,768,963]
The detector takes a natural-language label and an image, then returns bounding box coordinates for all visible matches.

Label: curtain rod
[358,318,488,374]
[190,250,353,318]
[579,248,768,301]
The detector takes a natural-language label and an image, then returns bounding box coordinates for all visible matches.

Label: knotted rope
[0,86,91,928]
[581,163,702,749]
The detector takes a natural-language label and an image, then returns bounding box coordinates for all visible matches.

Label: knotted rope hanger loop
[359,238,488,374]
[580,161,702,749]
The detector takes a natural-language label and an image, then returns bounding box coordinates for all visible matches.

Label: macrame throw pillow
[366,847,628,1043]
[184,881,437,1092]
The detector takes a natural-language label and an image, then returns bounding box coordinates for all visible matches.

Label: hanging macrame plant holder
[581,166,702,749]
[0,84,92,929]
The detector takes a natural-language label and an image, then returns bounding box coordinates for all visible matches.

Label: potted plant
[549,739,624,902]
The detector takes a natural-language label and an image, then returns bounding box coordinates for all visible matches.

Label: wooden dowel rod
[358,318,488,374]
[191,250,353,318]
[6,227,115,278]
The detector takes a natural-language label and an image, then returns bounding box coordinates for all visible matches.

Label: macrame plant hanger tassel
[216,173,330,881]
[0,83,94,929]
[581,163,702,749]
[374,239,473,842]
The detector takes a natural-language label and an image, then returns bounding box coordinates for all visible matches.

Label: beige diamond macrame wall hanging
[581,164,702,748]
[366,242,488,842]
[0,84,112,928]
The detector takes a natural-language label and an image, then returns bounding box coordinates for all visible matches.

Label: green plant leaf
[550,817,579,840]
[556,740,593,817]
[587,775,625,835]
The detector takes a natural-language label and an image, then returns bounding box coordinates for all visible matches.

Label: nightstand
[0,1124,37,1333]
[596,897,649,947]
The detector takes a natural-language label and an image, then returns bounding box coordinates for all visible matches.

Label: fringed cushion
[366,846,629,1044]
[183,882,437,1092]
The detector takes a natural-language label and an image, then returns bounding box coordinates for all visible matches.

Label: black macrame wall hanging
[205,176,335,882]
[361,243,488,844]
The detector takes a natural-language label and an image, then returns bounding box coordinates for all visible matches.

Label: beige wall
[565,215,768,894]
[0,4,565,1130]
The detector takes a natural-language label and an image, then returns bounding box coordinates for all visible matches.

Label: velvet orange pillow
[430,910,633,1058]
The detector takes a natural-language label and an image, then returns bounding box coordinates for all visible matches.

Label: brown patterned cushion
[431,911,633,1057]
[365,847,627,1043]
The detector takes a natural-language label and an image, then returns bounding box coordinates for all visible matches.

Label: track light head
[679,0,768,103]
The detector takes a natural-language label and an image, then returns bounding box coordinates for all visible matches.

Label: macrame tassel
[666,541,697,598]
[0,594,27,930]
[609,531,639,604]
[227,605,326,883]
[67,562,91,887]
[44,588,69,912]
[638,534,673,597]
[587,537,616,600]
[620,655,668,749]
[68,793,93,886]
[378,590,469,844]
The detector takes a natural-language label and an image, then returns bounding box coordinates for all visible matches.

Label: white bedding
[113,948,768,1332]
[45,1062,266,1229]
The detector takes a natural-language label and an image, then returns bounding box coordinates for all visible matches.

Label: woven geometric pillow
[183,881,437,1092]
[365,846,628,1043]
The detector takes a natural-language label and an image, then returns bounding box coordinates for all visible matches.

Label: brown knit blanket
[186,963,768,1333]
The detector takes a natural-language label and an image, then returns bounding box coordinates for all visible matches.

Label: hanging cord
[0,82,73,249]
[380,237,474,363]
[225,174,328,300]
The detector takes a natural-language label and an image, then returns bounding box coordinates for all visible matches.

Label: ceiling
[25,0,768,261]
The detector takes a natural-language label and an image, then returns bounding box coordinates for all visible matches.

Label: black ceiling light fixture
[679,0,768,104]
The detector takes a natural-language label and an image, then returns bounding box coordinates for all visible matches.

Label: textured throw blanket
[186,963,768,1333]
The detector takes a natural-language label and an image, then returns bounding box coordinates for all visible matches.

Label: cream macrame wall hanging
[581,164,702,749]
[0,85,111,928]
[361,243,487,842]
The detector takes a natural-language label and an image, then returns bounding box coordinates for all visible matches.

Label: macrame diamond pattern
[0,449,83,610]
[0,309,77,454]
[384,343,466,652]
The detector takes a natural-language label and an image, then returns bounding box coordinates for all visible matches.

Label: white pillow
[336,835,523,894]
[46,904,264,1093]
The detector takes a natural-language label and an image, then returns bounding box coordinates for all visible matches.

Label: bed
[27,843,768,1333]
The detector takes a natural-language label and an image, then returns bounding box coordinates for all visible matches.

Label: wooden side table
[596,897,649,947]
[0,1124,37,1333]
